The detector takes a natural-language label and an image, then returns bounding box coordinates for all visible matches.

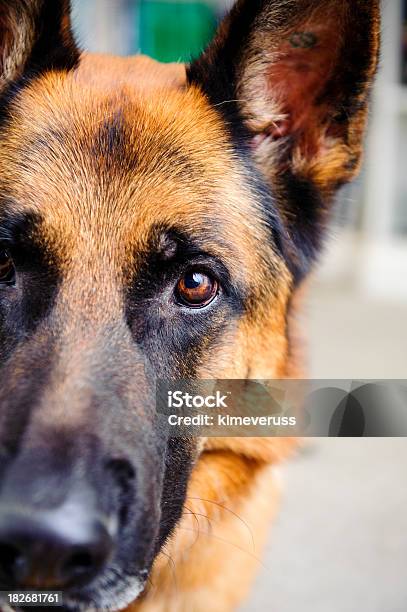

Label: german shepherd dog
[0,1,379,610]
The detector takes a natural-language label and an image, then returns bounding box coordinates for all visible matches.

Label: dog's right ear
[188,0,380,280]
[0,0,79,95]
[188,0,380,195]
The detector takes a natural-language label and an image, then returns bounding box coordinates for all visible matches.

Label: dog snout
[0,491,115,590]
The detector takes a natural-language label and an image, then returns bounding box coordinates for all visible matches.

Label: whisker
[160,548,178,595]
[181,504,202,552]
[212,98,248,107]
[183,508,213,533]
[186,496,255,552]
[176,526,267,570]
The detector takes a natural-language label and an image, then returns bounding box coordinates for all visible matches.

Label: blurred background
[70,2,407,611]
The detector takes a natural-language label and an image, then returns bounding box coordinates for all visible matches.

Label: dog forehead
[2,63,226,190]
[0,64,270,278]
[75,53,187,93]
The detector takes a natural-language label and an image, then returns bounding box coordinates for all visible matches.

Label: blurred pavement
[243,438,407,612]
[243,284,407,612]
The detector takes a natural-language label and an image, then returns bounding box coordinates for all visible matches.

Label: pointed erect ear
[188,0,380,195]
[0,0,79,95]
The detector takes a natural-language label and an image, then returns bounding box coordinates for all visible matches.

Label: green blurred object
[138,1,216,63]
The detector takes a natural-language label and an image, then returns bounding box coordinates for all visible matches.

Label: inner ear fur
[188,0,380,194]
[0,0,79,95]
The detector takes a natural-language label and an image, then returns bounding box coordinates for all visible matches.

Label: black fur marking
[0,206,44,243]
[0,209,61,342]
[93,111,128,162]
[26,0,80,75]
[88,106,204,181]
[157,436,195,551]
[0,76,31,129]
[186,1,263,122]
[277,171,329,283]
[0,332,57,467]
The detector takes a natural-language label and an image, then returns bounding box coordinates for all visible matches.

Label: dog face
[0,1,379,610]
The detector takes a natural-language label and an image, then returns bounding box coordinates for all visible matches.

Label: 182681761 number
[1,591,63,607]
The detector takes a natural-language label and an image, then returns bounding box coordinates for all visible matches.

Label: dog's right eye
[0,249,16,286]
[175,270,218,308]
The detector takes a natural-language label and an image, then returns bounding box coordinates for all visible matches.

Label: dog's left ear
[0,0,79,95]
[189,0,380,193]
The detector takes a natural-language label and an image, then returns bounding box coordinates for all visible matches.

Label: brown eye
[0,249,15,285]
[176,270,218,308]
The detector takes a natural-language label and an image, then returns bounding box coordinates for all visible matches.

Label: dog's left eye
[175,270,218,308]
[0,249,16,286]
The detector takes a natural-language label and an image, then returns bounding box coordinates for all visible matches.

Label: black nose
[0,499,114,590]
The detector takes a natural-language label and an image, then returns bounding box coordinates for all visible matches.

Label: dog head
[0,0,379,610]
